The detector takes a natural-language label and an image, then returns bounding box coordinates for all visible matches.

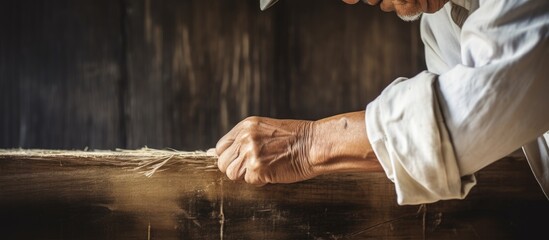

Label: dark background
[0,0,424,150]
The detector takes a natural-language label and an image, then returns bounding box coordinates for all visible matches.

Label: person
[215,0,549,205]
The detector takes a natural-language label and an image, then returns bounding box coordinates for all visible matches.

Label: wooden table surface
[0,150,547,240]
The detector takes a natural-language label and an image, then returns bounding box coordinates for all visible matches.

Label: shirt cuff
[366,71,476,205]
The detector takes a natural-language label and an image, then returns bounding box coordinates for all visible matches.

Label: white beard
[398,12,423,22]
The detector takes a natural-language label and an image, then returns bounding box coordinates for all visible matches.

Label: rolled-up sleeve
[366,71,476,205]
[366,0,549,205]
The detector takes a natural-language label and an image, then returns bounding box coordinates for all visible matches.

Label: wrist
[308,111,381,175]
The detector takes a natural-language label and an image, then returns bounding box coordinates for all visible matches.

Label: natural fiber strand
[0,147,218,177]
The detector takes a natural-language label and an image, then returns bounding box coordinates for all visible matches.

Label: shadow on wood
[0,149,547,239]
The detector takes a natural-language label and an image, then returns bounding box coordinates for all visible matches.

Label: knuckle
[226,163,242,181]
[215,140,224,152]
[247,156,264,171]
[249,132,261,144]
[244,172,253,183]
[244,116,260,123]
[243,116,261,128]
[245,173,261,185]
[217,159,227,172]
[241,132,262,147]
[240,132,252,142]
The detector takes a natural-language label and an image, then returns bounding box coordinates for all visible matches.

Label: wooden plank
[0,150,546,239]
[123,0,277,150]
[0,0,123,149]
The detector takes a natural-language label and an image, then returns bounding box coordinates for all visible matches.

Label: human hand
[215,111,381,186]
[215,117,317,185]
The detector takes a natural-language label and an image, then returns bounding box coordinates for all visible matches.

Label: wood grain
[282,1,425,120]
[0,0,123,149]
[0,0,427,150]
[0,151,547,239]
[123,0,277,150]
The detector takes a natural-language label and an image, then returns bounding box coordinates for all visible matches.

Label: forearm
[310,111,382,175]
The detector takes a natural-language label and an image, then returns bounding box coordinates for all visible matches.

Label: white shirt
[365,0,549,205]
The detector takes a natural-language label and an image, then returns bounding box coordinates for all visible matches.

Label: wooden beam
[0,149,546,239]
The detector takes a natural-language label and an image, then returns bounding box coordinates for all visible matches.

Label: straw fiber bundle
[0,147,218,177]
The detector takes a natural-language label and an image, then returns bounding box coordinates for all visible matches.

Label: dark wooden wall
[0,0,424,150]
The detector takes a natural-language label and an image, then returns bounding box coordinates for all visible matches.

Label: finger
[226,155,246,181]
[244,170,267,187]
[342,0,360,4]
[216,121,246,155]
[379,0,395,12]
[206,148,217,156]
[216,132,236,156]
[244,174,267,187]
[217,142,241,173]
[365,0,381,5]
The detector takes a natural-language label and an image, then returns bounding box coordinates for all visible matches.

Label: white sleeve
[366,0,549,205]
